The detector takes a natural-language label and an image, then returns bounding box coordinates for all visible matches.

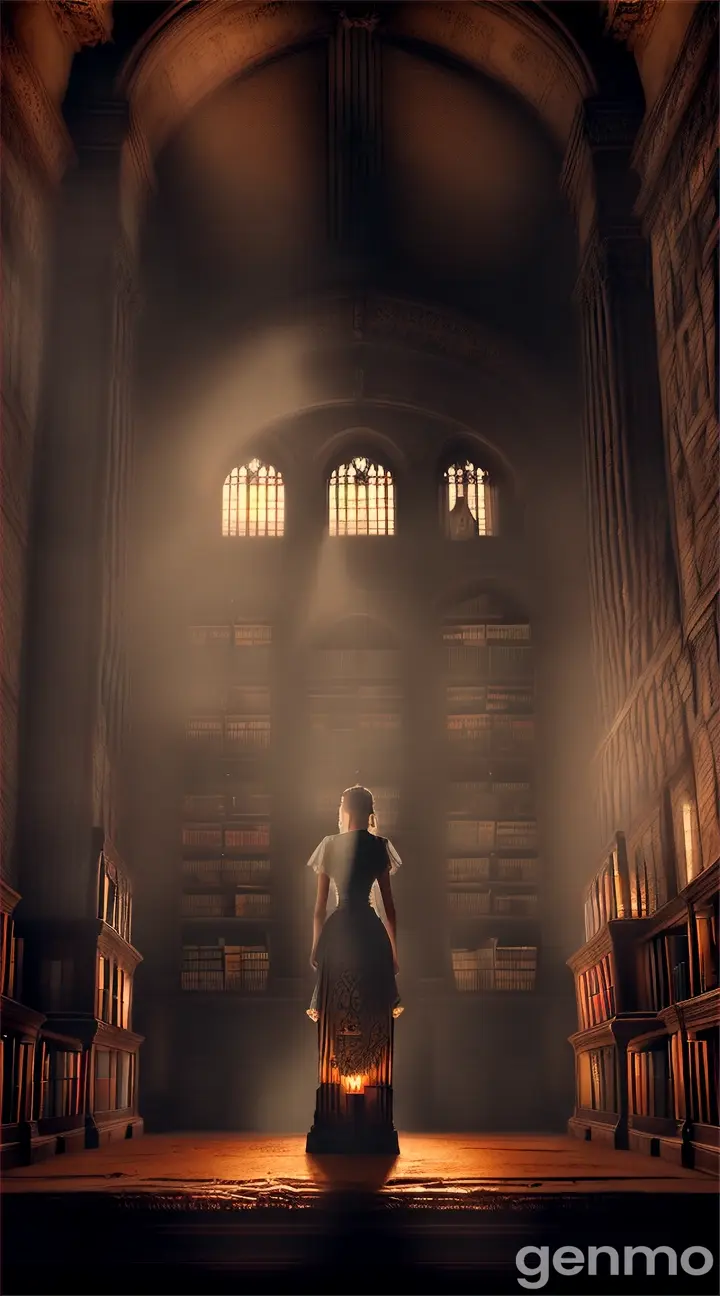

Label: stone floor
[3,1134,718,1294]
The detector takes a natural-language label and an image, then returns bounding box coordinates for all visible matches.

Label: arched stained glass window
[443,461,492,539]
[329,457,395,537]
[222,460,284,537]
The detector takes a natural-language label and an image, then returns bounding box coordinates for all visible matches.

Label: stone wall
[635,3,720,872]
[0,2,76,884]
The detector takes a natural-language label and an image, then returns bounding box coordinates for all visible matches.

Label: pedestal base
[306,1084,399,1156]
[306,1123,399,1155]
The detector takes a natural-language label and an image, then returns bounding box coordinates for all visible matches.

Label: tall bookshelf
[568,829,719,1173]
[306,618,403,847]
[442,599,539,994]
[181,623,272,994]
[14,838,143,1155]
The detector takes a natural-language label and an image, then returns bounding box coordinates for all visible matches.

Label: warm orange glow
[341,1074,367,1093]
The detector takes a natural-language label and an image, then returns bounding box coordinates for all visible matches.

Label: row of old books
[583,837,631,940]
[451,943,537,992]
[447,684,533,712]
[181,944,269,992]
[577,954,616,1030]
[181,824,270,850]
[182,858,270,886]
[445,645,533,681]
[577,1046,617,1112]
[442,624,531,644]
[0,912,20,999]
[186,717,271,747]
[447,857,538,883]
[645,930,691,1010]
[627,817,669,917]
[687,1034,719,1126]
[629,1046,672,1120]
[314,786,400,829]
[183,790,272,819]
[446,714,534,747]
[97,851,133,944]
[181,892,271,919]
[448,781,533,818]
[448,891,537,917]
[189,624,272,648]
[447,820,537,852]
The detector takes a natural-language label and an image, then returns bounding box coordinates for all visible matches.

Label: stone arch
[116,1,598,240]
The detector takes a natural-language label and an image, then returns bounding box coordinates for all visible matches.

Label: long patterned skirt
[306,905,401,1151]
[309,904,400,1085]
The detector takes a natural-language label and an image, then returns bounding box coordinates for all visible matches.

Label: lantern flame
[341,1074,366,1093]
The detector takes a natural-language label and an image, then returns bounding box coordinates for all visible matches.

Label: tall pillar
[327,6,383,259]
[561,99,680,850]
[17,54,128,919]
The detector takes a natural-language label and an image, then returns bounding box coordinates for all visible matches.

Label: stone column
[327,6,383,259]
[17,52,129,920]
[561,98,680,848]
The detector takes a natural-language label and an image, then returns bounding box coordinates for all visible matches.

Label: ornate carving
[634,2,718,204]
[1,36,72,184]
[605,1,662,48]
[339,7,379,33]
[51,0,113,47]
[366,298,506,374]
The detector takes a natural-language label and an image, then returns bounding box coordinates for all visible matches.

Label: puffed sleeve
[384,837,402,875]
[306,836,329,874]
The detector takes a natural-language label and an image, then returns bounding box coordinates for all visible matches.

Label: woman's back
[323,829,388,908]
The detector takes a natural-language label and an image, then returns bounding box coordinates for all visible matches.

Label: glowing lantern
[341,1074,367,1094]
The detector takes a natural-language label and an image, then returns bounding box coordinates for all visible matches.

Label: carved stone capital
[605,1,662,50]
[633,2,718,208]
[337,4,380,32]
[1,35,72,184]
[52,0,113,48]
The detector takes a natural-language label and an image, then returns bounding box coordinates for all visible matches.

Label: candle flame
[341,1074,366,1093]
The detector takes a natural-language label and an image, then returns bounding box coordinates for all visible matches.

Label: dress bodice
[308,829,400,910]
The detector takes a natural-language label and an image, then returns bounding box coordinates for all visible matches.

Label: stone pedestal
[306,1083,399,1154]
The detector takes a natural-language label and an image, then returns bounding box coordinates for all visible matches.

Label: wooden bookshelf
[305,621,403,847]
[182,622,273,993]
[9,838,144,1160]
[443,607,538,995]
[569,849,719,1171]
[451,941,538,992]
[181,942,269,993]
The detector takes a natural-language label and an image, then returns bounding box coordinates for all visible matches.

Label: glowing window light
[328,457,395,536]
[443,461,491,538]
[682,800,699,884]
[222,460,284,537]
